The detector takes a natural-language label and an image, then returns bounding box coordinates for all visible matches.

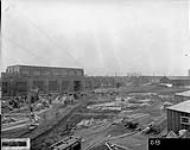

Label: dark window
[33,81,44,91]
[182,118,189,123]
[22,70,29,75]
[181,116,190,125]
[49,81,58,92]
[2,82,8,93]
[74,81,81,91]
[16,82,27,92]
[62,81,70,91]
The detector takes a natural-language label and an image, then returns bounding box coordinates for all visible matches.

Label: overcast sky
[1,0,190,76]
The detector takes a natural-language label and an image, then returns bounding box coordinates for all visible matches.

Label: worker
[30,102,34,112]
[48,94,52,105]
[30,112,40,125]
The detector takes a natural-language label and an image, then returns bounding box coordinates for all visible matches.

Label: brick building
[1,65,84,97]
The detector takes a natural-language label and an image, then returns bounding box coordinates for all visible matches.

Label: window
[2,82,8,93]
[13,66,20,73]
[69,71,75,76]
[62,70,67,76]
[33,71,40,76]
[22,70,29,75]
[33,81,44,91]
[43,71,50,76]
[53,71,61,76]
[62,81,70,91]
[182,118,188,123]
[7,67,13,73]
[180,116,190,125]
[49,81,58,91]
[78,71,83,76]
[16,82,27,92]
[2,82,8,86]
[76,71,82,76]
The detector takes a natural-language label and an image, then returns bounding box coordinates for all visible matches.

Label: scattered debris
[178,129,188,138]
[105,142,130,150]
[49,136,81,150]
[77,118,108,128]
[3,85,189,150]
[166,131,178,138]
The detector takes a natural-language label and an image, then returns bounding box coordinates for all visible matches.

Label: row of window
[6,67,20,73]
[2,81,71,92]
[21,70,83,76]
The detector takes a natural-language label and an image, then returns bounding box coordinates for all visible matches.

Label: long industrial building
[1,65,84,97]
[0,65,120,98]
[1,65,168,98]
[167,100,190,133]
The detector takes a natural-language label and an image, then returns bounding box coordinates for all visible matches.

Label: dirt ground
[72,85,187,150]
[1,84,188,150]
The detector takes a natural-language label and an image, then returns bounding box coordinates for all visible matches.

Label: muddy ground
[1,84,188,150]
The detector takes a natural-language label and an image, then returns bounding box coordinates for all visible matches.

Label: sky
[1,0,190,76]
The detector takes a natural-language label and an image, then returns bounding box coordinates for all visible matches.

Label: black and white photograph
[1,0,190,150]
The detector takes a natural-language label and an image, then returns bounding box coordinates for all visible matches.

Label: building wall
[83,76,117,90]
[0,86,2,99]
[1,74,162,97]
[3,72,78,97]
[167,109,190,133]
[172,80,190,86]
[1,77,84,97]
[5,65,84,77]
[1,75,119,97]
[1,65,84,97]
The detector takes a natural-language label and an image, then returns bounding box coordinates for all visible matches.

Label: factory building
[167,100,190,133]
[1,65,84,97]
[0,65,120,98]
[160,76,190,87]
[1,65,168,98]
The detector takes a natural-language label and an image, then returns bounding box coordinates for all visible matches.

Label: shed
[166,100,190,133]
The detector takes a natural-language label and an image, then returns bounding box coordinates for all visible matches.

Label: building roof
[175,90,190,97]
[167,100,190,113]
[166,76,190,81]
[7,64,83,71]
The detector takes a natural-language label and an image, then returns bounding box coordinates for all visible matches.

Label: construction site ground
[1,84,189,150]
